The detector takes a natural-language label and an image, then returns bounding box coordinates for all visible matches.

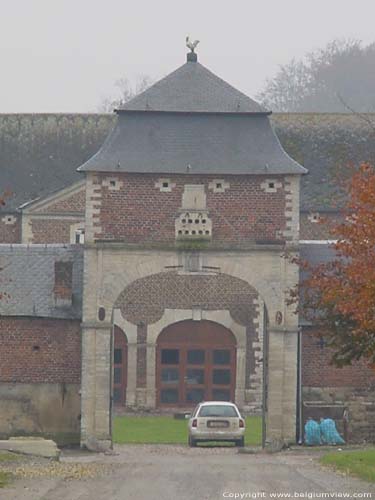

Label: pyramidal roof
[119,55,269,114]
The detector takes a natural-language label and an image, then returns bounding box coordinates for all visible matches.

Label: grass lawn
[113,415,262,446]
[0,452,22,488]
[320,449,375,483]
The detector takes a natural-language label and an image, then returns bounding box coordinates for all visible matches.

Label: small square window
[268,182,275,189]
[161,349,179,365]
[162,182,169,188]
[216,183,222,189]
[109,180,116,187]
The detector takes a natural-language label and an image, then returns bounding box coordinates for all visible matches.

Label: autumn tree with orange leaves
[294,163,375,366]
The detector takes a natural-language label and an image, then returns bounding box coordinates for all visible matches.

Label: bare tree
[257,39,375,112]
[99,74,153,112]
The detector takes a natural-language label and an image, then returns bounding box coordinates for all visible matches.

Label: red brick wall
[92,173,287,245]
[37,188,85,214]
[302,327,375,388]
[0,317,81,384]
[30,219,75,243]
[0,214,21,243]
[300,212,342,240]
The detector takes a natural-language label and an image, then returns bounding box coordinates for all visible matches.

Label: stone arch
[114,270,263,327]
[113,271,267,411]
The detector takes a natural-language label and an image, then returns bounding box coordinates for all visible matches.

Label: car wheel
[188,436,197,447]
[236,438,245,447]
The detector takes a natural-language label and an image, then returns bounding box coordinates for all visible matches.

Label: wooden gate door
[156,320,236,407]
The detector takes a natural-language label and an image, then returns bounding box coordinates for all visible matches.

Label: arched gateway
[156,320,236,407]
[79,48,303,451]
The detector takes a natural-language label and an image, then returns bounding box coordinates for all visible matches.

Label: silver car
[188,401,245,447]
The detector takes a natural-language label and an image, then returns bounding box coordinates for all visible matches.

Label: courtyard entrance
[156,320,236,407]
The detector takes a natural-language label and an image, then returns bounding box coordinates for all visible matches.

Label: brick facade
[0,317,81,384]
[302,327,375,388]
[36,189,85,214]
[88,173,288,245]
[300,212,342,241]
[0,213,21,243]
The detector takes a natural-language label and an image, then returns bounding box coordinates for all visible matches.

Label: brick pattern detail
[0,214,21,243]
[90,173,287,245]
[302,327,375,388]
[0,317,81,383]
[36,188,85,214]
[30,219,77,244]
[115,271,258,326]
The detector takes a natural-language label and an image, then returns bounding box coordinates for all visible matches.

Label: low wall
[302,386,375,444]
[0,383,81,445]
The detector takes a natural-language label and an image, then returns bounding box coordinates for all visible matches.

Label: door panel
[156,320,236,407]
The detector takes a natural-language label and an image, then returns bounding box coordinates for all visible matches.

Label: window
[161,368,179,383]
[213,369,231,385]
[114,348,122,364]
[186,369,204,385]
[162,182,169,189]
[161,349,179,364]
[213,350,230,365]
[187,350,205,365]
[198,404,238,417]
[75,229,85,244]
[160,389,179,403]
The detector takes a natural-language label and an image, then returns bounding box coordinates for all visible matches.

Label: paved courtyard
[2,445,374,500]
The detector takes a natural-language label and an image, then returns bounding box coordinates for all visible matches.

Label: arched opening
[113,326,128,406]
[156,320,236,407]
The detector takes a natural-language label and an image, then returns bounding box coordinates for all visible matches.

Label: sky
[1,0,375,113]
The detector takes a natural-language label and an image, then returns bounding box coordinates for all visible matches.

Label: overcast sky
[1,0,374,113]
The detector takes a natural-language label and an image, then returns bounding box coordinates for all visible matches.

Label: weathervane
[186,36,200,53]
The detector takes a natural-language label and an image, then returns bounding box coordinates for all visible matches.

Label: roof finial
[186,36,199,62]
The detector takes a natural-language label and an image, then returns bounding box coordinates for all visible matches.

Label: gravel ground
[1,445,374,500]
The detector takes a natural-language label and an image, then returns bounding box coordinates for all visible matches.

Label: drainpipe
[297,325,303,444]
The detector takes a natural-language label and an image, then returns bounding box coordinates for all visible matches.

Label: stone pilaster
[80,323,112,451]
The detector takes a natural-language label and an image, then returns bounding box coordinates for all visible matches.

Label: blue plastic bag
[320,418,345,445]
[304,419,322,445]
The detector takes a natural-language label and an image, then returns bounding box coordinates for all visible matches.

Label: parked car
[188,401,245,447]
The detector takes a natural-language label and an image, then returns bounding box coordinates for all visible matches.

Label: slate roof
[120,59,269,114]
[1,113,375,212]
[77,113,306,175]
[0,244,83,319]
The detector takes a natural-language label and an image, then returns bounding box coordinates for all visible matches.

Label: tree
[293,163,375,366]
[99,75,153,112]
[257,39,375,112]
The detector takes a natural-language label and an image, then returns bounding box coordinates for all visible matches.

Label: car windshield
[198,405,239,417]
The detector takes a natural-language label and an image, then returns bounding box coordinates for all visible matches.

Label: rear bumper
[189,429,245,441]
